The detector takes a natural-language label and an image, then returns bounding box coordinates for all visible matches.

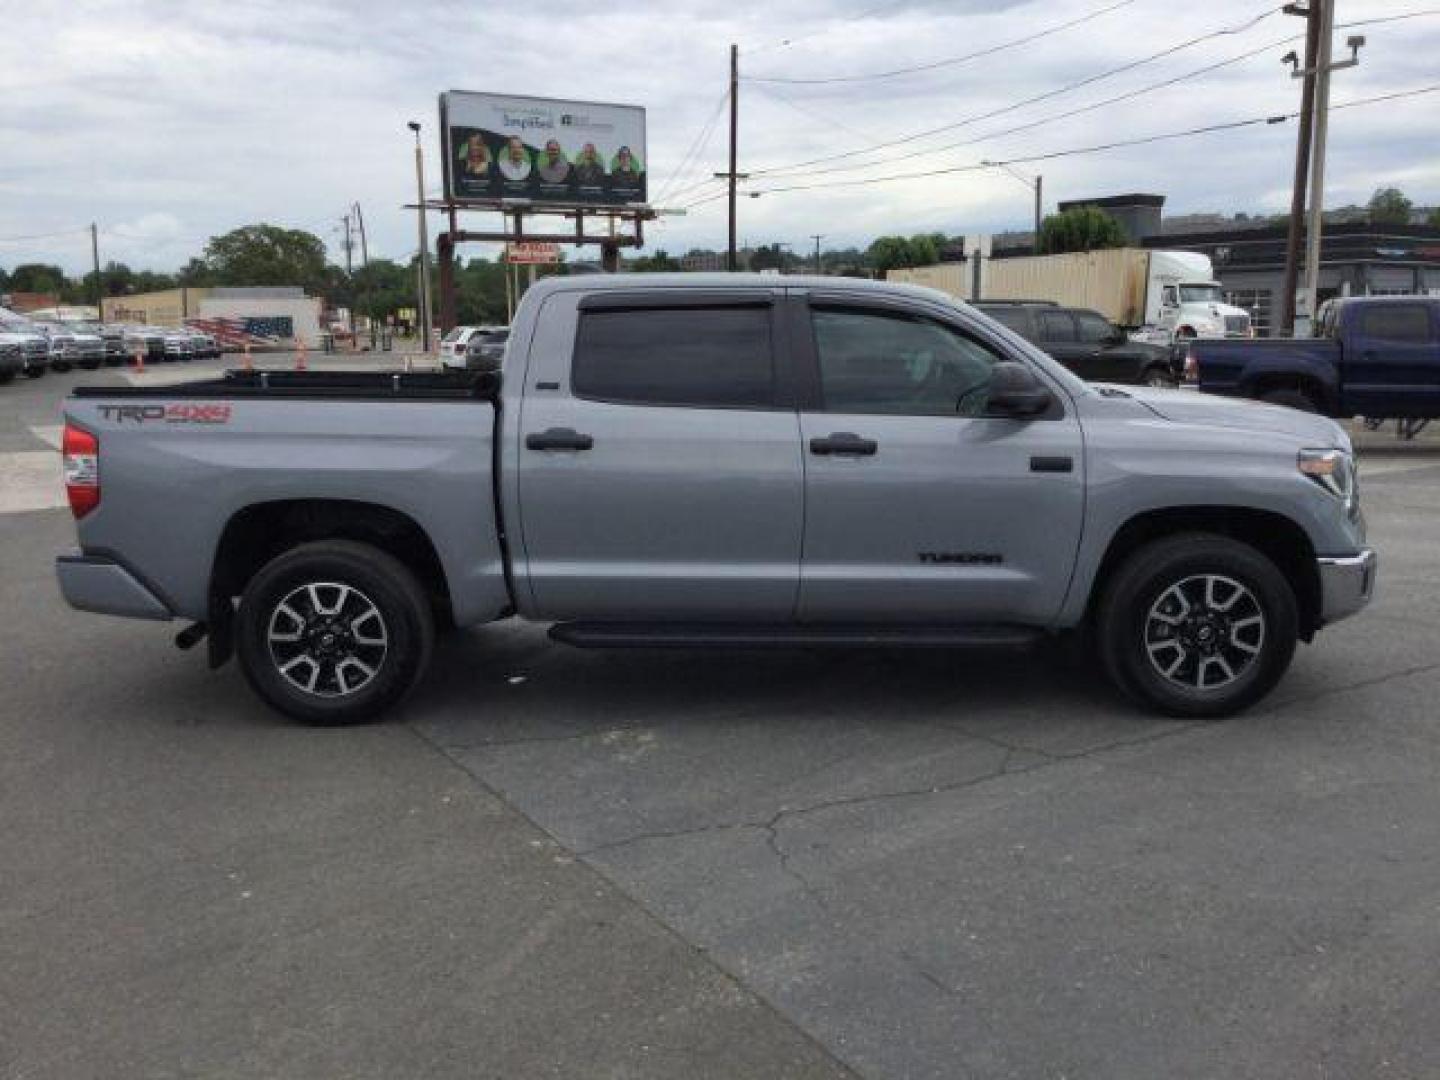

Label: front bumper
[56,554,172,621]
[1317,548,1377,625]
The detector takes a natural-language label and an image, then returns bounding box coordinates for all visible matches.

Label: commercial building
[998,194,1440,337]
[101,286,323,345]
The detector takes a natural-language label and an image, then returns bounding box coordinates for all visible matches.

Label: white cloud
[1,0,1437,274]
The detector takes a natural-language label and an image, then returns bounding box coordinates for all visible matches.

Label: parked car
[163,332,196,363]
[460,327,509,372]
[439,325,508,369]
[0,327,51,377]
[33,322,106,371]
[73,322,129,366]
[1188,295,1440,418]
[976,301,1180,386]
[0,338,24,383]
[56,274,1374,724]
[119,326,169,365]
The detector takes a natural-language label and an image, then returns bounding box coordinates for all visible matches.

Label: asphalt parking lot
[4,356,1440,1079]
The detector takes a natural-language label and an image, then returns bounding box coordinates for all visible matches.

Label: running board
[548,622,1043,650]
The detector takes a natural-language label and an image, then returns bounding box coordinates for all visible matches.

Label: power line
[743,0,914,57]
[728,84,1440,199]
[0,226,91,245]
[745,2,1284,178]
[750,81,883,144]
[745,7,1437,185]
[652,87,732,205]
[748,0,1142,83]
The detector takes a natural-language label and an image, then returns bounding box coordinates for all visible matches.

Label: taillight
[62,423,100,519]
[1184,352,1198,383]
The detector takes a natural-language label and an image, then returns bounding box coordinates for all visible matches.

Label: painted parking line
[1359,457,1440,477]
[0,452,67,512]
[30,425,63,450]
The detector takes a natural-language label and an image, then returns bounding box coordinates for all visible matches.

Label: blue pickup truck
[1189,296,1440,423]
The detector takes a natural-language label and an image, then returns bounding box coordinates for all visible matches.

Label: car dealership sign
[441,91,647,209]
[505,242,561,265]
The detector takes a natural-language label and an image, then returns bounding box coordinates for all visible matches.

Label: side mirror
[985,362,1053,418]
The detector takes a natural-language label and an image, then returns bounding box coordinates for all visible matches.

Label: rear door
[792,292,1085,626]
[1037,309,1099,379]
[1073,310,1133,382]
[1342,302,1440,418]
[514,289,805,620]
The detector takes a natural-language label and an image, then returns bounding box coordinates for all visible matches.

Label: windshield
[1178,284,1223,304]
[441,328,465,344]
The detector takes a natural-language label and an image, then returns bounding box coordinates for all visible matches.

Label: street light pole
[408,121,432,352]
[811,233,824,274]
[984,161,1043,249]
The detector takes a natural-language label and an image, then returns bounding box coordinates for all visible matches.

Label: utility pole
[408,121,432,351]
[341,213,356,340]
[352,202,369,267]
[1280,2,1321,335]
[90,222,103,322]
[341,214,354,276]
[811,234,825,274]
[1033,175,1043,245]
[724,44,741,271]
[1299,3,1363,333]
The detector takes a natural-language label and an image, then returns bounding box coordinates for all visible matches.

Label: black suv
[975,301,1179,387]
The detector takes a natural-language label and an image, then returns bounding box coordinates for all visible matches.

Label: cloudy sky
[2,0,1437,275]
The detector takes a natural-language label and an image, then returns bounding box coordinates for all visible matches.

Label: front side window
[1075,312,1116,344]
[1357,304,1430,343]
[812,307,1003,417]
[441,327,464,344]
[573,305,774,408]
[1039,311,1075,343]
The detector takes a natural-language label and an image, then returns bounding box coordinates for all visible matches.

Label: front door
[516,291,805,621]
[794,297,1085,626]
[1343,301,1440,418]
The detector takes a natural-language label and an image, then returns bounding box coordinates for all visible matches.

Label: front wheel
[1142,366,1174,389]
[236,540,435,724]
[1260,387,1319,413]
[1096,533,1298,718]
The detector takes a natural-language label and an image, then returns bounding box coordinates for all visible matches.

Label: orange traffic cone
[132,346,145,375]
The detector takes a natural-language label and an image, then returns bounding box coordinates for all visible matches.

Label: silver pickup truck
[56,275,1375,723]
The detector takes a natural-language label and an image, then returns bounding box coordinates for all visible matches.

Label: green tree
[628,249,683,273]
[1428,206,1440,228]
[202,224,328,292]
[867,233,945,274]
[1037,207,1128,254]
[1367,187,1413,225]
[7,262,67,295]
[177,257,216,287]
[349,258,413,323]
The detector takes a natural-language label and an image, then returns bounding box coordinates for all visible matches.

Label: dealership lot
[4,360,1440,1078]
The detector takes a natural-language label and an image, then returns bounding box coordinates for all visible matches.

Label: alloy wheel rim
[1143,573,1265,692]
[267,581,388,698]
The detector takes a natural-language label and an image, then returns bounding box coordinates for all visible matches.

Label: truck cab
[1147,252,1253,342]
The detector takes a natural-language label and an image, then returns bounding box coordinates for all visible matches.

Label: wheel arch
[208,499,453,666]
[1084,506,1322,640]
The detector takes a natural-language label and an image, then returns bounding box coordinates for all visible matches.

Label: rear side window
[573,306,774,407]
[1357,304,1431,343]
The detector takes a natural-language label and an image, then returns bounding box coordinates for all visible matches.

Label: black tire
[0,370,14,384]
[24,365,44,379]
[80,358,102,370]
[50,360,72,373]
[1096,533,1298,719]
[1142,366,1174,389]
[1260,387,1319,413]
[236,540,434,724]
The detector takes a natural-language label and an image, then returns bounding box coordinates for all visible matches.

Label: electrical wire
[746,2,1284,178]
[652,87,732,206]
[743,0,915,57]
[711,84,1440,199]
[747,0,1141,83]
[0,226,91,245]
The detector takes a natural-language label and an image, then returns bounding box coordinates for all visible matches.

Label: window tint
[812,307,1003,417]
[1075,312,1115,344]
[573,306,774,407]
[982,307,1033,338]
[1358,304,1430,343]
[1039,311,1074,343]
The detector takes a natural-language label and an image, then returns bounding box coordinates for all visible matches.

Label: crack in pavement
[1260,660,1440,716]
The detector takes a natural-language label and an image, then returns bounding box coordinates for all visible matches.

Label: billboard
[441,91,647,208]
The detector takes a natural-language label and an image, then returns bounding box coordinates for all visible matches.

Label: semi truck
[890,249,1254,343]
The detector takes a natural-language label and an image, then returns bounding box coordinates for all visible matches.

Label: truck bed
[71,368,500,401]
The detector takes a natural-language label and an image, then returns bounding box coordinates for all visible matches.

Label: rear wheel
[50,359,72,373]
[0,370,14,384]
[1097,533,1298,718]
[236,540,434,724]
[1142,366,1173,388]
[1260,387,1319,413]
[80,358,102,370]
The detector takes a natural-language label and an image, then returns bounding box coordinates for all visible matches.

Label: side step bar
[548,622,1043,650]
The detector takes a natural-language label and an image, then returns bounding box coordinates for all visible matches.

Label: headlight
[1299,448,1358,516]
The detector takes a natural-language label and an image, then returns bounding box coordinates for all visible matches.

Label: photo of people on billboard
[442,91,647,207]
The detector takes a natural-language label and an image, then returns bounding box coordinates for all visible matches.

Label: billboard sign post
[441,91,647,209]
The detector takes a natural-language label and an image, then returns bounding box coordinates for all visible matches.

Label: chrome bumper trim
[1317,549,1376,625]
